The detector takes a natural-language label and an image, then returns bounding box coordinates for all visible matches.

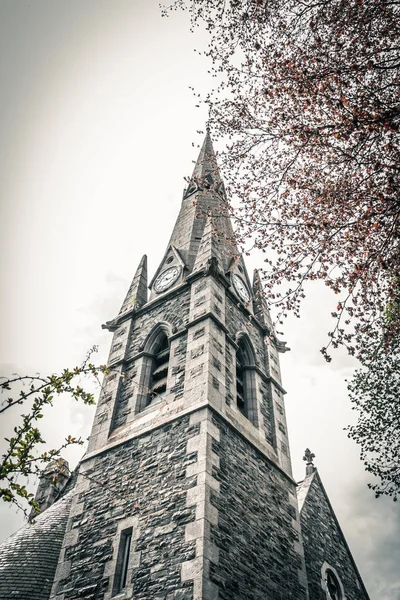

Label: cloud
[338,474,400,599]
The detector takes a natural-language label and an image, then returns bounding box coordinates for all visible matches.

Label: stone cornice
[80,403,296,487]
[102,268,288,353]
[246,365,287,395]
[185,310,229,335]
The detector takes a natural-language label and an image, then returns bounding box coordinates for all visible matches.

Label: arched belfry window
[235,335,258,427]
[135,323,172,414]
[236,344,247,416]
[148,333,170,403]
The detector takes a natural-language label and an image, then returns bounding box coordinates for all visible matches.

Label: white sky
[0,2,398,598]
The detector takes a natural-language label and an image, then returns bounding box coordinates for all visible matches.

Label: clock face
[154,266,180,293]
[232,274,250,303]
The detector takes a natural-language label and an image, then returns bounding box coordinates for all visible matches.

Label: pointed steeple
[118,254,148,318]
[158,129,236,277]
[252,269,274,333]
[183,128,225,200]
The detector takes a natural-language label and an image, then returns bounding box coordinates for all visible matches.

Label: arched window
[236,344,247,416]
[148,333,170,404]
[235,335,258,426]
[135,324,172,414]
[326,570,342,600]
[321,563,345,600]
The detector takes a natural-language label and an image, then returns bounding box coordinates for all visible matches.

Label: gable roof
[297,469,371,600]
[0,491,73,600]
[296,471,315,513]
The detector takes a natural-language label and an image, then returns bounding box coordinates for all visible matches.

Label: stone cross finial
[303,448,316,476]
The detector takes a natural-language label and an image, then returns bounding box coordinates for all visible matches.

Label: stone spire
[118,254,148,318]
[159,129,237,276]
[192,214,225,275]
[183,128,225,200]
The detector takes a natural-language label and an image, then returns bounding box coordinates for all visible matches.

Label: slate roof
[296,472,315,512]
[0,491,73,600]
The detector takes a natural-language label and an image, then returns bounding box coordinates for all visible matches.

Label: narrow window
[236,346,246,417]
[114,528,133,595]
[148,334,170,404]
[235,337,258,426]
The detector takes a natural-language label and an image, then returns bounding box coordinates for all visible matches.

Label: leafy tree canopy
[163,0,400,497]
[0,348,107,516]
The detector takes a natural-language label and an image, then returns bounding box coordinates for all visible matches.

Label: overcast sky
[0,2,398,599]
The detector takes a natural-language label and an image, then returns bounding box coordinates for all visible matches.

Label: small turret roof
[118,254,148,317]
[0,491,73,600]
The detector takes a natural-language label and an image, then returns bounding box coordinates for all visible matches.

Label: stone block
[181,557,203,582]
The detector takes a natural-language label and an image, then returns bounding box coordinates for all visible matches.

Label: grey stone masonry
[50,415,200,600]
[66,128,303,600]
[89,269,288,481]
[30,458,70,518]
[87,285,192,453]
[208,410,309,600]
[181,409,220,600]
[51,402,308,600]
[117,254,148,320]
[224,293,292,475]
[162,130,236,277]
[51,129,310,600]
[87,128,289,477]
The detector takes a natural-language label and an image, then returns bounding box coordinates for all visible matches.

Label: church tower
[27,130,369,600]
[47,130,307,600]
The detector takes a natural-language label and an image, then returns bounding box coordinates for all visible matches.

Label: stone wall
[51,416,199,600]
[224,294,291,471]
[97,287,191,439]
[300,474,370,600]
[208,412,308,600]
[110,361,137,431]
[225,296,266,368]
[259,379,275,447]
[127,288,191,359]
